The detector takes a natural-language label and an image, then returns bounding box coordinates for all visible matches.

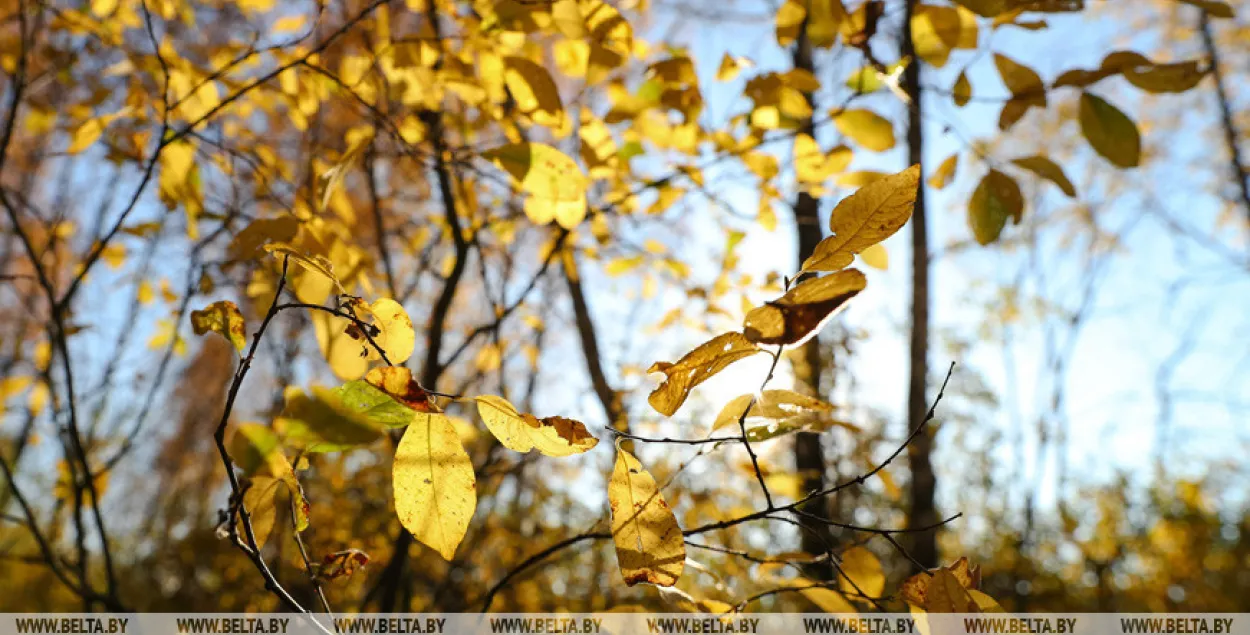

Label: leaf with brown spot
[646,333,762,416]
[743,269,866,346]
[191,300,247,353]
[608,448,684,586]
[474,395,598,456]
[365,366,438,412]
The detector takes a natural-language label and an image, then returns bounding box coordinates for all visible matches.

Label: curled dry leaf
[608,448,685,586]
[646,332,762,416]
[743,269,867,346]
[191,300,247,353]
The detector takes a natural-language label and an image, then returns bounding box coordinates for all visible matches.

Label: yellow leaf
[796,578,858,613]
[484,142,588,229]
[807,0,848,48]
[647,332,762,416]
[803,165,919,272]
[393,412,476,561]
[312,310,369,381]
[711,389,836,431]
[158,139,204,238]
[67,117,107,154]
[191,300,248,353]
[774,0,806,47]
[504,56,566,130]
[1079,92,1140,168]
[928,153,958,190]
[369,298,415,365]
[859,243,888,270]
[953,71,971,107]
[608,448,685,586]
[911,5,961,68]
[839,547,885,598]
[968,169,1023,245]
[240,476,281,548]
[794,133,834,185]
[901,557,983,608]
[1012,155,1076,197]
[1124,60,1205,94]
[91,0,119,16]
[716,53,745,82]
[474,395,599,456]
[926,569,976,613]
[835,109,895,152]
[743,269,866,346]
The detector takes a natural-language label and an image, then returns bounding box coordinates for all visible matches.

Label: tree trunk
[900,0,937,571]
[791,18,834,576]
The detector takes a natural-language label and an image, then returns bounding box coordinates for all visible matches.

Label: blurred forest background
[0,0,1248,615]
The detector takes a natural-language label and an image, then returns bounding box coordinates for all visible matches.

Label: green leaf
[968,169,1023,245]
[332,380,416,428]
[277,387,386,452]
[1078,92,1141,168]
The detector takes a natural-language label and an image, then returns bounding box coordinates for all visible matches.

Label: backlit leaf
[835,109,895,152]
[803,165,919,272]
[928,153,958,190]
[393,412,476,561]
[608,447,684,586]
[1012,155,1076,197]
[1079,92,1141,168]
[276,387,386,452]
[484,142,588,229]
[504,56,566,129]
[474,395,598,456]
[968,169,1022,245]
[839,547,885,598]
[712,389,836,431]
[743,269,866,346]
[647,333,762,416]
[191,300,247,353]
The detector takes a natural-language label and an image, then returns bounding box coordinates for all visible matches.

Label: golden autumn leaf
[928,153,959,190]
[859,243,888,270]
[393,412,477,561]
[711,389,836,431]
[839,546,885,598]
[647,332,762,416]
[1123,60,1205,94]
[900,556,983,608]
[968,169,1023,245]
[925,569,978,613]
[834,109,895,152]
[744,269,866,346]
[473,395,598,456]
[802,165,919,272]
[1079,92,1141,168]
[608,448,684,586]
[1012,155,1077,197]
[365,298,416,365]
[953,71,972,107]
[504,56,566,129]
[484,142,588,229]
[795,578,858,613]
[191,300,247,353]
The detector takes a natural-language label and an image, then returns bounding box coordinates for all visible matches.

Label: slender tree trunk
[791,18,833,576]
[1199,12,1250,227]
[900,0,937,571]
